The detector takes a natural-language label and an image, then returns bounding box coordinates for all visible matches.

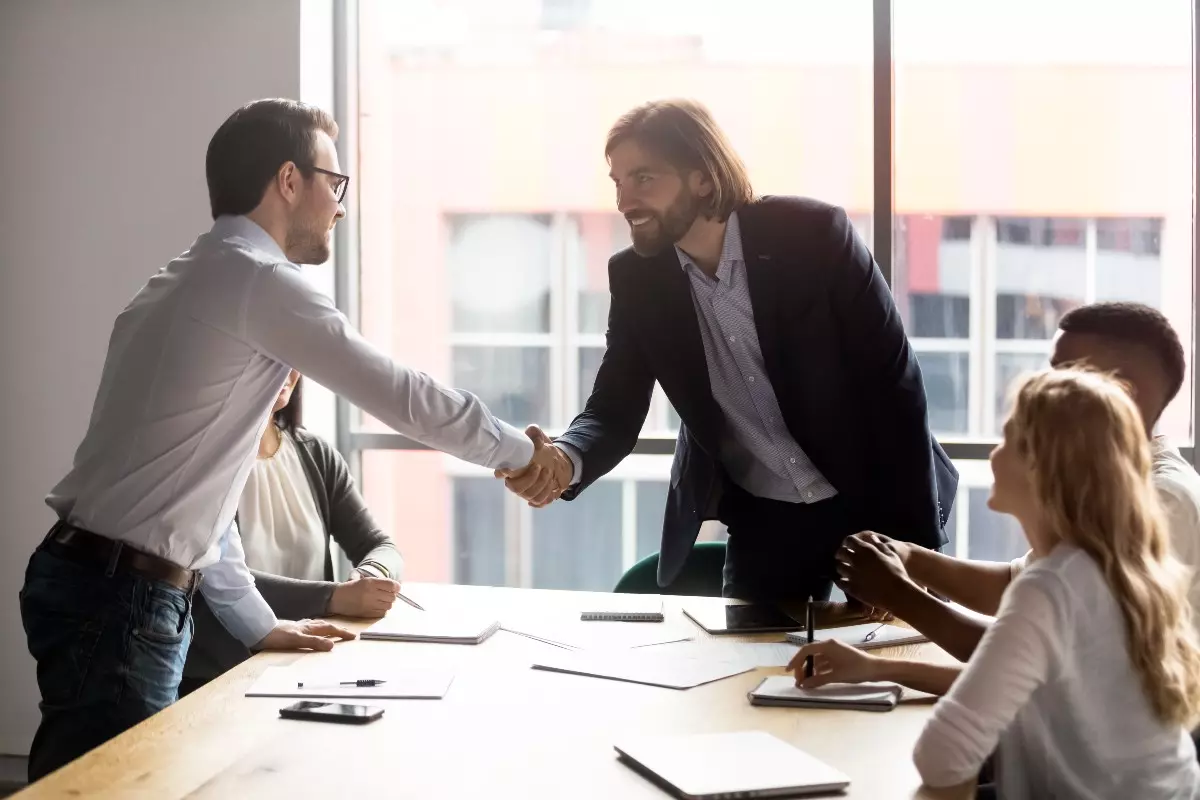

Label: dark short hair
[605,99,754,222]
[205,99,338,220]
[1058,302,1186,405]
[273,376,302,434]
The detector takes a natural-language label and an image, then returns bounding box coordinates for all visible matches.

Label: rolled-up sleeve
[197,521,278,647]
[913,573,1059,787]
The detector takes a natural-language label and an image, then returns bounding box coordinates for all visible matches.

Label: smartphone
[278,700,384,725]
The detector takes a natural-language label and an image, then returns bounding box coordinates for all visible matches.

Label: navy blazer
[556,196,958,586]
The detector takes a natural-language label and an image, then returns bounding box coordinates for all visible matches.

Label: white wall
[0,0,303,755]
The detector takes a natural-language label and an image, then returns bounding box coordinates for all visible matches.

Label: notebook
[786,622,928,651]
[532,650,752,690]
[581,595,665,622]
[360,610,500,644]
[614,731,850,799]
[748,675,902,712]
[245,666,454,700]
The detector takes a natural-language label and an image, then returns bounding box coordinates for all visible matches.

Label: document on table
[785,623,927,651]
[502,621,693,651]
[531,649,752,689]
[245,666,455,700]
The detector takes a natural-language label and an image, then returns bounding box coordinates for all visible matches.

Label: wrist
[326,584,346,616]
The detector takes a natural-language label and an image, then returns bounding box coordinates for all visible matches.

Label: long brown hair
[1008,368,1200,726]
[605,99,754,222]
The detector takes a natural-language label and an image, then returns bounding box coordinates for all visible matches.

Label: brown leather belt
[49,522,198,593]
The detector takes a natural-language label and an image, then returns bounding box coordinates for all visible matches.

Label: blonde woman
[900,369,1200,797]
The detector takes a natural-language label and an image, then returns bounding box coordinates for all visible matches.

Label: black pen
[804,596,815,679]
[297,679,387,688]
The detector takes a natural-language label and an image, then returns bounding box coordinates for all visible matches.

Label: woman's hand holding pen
[327,574,401,618]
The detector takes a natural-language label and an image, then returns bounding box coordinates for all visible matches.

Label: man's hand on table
[255,619,357,651]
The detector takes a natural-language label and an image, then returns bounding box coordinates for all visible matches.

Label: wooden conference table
[15,583,971,800]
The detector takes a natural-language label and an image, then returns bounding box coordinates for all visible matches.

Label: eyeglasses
[299,164,350,204]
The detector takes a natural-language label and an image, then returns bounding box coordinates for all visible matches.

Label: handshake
[495,425,575,508]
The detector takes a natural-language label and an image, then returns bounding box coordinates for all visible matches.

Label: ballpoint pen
[396,592,425,611]
[804,596,815,679]
[862,622,887,643]
[297,679,388,688]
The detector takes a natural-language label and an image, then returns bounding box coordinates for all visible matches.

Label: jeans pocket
[131,582,189,645]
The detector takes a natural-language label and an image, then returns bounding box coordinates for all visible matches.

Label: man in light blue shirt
[22,99,557,780]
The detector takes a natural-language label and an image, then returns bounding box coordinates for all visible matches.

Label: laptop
[614,731,850,799]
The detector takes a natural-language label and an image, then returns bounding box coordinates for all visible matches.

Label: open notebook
[786,622,928,651]
[360,610,500,644]
[749,675,902,712]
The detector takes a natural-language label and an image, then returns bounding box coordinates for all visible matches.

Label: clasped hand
[495,425,573,507]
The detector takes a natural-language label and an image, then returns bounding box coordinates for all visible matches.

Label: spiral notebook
[749,676,902,712]
[580,595,665,622]
[360,610,500,644]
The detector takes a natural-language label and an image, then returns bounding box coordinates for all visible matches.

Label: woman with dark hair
[180,370,402,693]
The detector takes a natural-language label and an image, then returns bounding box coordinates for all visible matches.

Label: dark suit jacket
[555,196,958,586]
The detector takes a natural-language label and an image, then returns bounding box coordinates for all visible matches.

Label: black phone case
[279,704,383,725]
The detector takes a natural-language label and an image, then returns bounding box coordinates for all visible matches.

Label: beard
[284,216,332,265]
[628,187,702,257]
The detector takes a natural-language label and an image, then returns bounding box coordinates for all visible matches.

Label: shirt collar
[211,215,290,263]
[675,210,744,283]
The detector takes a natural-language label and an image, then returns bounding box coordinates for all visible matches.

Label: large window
[341,0,1195,589]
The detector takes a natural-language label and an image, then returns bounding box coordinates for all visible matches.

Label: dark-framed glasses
[301,165,350,203]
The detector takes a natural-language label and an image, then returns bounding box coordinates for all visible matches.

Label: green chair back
[613,541,727,597]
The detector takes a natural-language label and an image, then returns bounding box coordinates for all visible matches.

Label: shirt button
[729,336,735,343]
[748,376,755,383]
[807,491,814,499]
[790,457,797,464]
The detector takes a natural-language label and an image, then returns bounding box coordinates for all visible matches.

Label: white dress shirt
[916,544,1200,799]
[239,429,326,581]
[1011,437,1200,633]
[47,215,533,646]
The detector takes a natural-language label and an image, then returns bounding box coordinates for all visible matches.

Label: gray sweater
[183,428,402,684]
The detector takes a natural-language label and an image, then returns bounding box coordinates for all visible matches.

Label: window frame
[329,1,1200,578]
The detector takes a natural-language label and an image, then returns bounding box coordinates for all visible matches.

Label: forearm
[889,584,990,662]
[905,547,1012,616]
[872,658,961,697]
[251,570,336,620]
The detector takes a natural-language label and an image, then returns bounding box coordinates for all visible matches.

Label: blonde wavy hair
[1008,368,1200,726]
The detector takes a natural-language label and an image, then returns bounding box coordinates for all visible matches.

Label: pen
[297,679,387,688]
[862,622,887,643]
[804,596,815,679]
[396,592,425,611]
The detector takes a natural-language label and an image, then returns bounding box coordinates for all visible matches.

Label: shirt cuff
[488,419,535,471]
[555,441,584,486]
[206,588,278,648]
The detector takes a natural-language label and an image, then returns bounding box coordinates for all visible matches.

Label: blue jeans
[20,539,194,782]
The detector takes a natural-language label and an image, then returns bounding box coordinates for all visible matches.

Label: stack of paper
[360,610,500,644]
[786,622,928,651]
[245,666,455,700]
[748,675,902,711]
